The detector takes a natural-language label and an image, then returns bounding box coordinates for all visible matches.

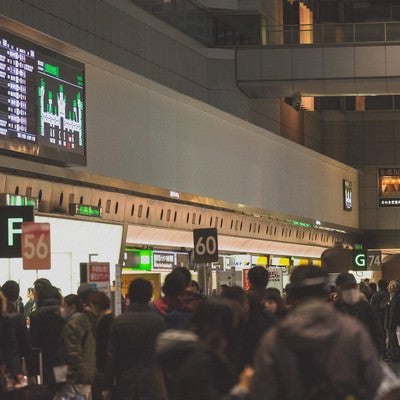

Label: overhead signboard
[353,249,368,271]
[343,179,353,211]
[193,228,219,264]
[378,168,400,207]
[0,28,86,165]
[0,206,34,258]
[21,222,51,269]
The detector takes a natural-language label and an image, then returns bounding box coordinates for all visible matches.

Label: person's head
[247,266,269,290]
[27,287,34,300]
[171,267,191,287]
[1,280,20,302]
[221,286,249,315]
[263,287,285,316]
[33,278,51,300]
[378,279,388,291]
[62,294,84,319]
[87,291,111,316]
[388,280,399,295]
[191,298,242,354]
[162,270,187,299]
[187,280,201,294]
[286,266,329,305]
[368,282,377,293]
[128,278,153,304]
[33,278,61,307]
[335,272,360,305]
[77,283,97,306]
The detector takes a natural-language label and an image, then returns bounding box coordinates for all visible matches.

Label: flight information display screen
[0,28,85,165]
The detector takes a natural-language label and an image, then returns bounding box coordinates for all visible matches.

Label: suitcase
[14,350,55,400]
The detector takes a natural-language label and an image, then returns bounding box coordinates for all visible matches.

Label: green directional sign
[353,250,368,271]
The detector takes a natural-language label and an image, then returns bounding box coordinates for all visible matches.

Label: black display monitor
[0,28,86,165]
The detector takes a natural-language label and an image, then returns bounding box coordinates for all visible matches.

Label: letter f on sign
[8,217,23,246]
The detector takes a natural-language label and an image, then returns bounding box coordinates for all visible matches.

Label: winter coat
[106,303,166,400]
[29,300,65,385]
[151,297,192,330]
[58,312,96,385]
[251,300,383,400]
[335,297,384,355]
[0,315,20,377]
[156,330,243,400]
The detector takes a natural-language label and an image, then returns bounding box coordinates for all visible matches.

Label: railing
[130,0,261,46]
[130,1,400,48]
[264,22,400,46]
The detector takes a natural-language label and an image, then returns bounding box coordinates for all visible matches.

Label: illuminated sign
[0,206,34,258]
[353,250,367,270]
[68,203,102,218]
[270,256,290,267]
[124,248,153,271]
[0,193,38,209]
[343,179,352,211]
[0,28,86,165]
[378,168,400,207]
[153,251,175,270]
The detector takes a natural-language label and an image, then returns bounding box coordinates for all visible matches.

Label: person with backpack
[250,266,383,400]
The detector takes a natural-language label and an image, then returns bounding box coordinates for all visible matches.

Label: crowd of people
[0,266,400,399]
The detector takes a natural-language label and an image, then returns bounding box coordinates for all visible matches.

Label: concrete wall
[0,0,360,229]
[0,0,280,135]
[82,59,359,228]
[321,111,400,242]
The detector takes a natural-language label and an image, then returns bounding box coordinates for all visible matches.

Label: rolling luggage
[15,350,55,400]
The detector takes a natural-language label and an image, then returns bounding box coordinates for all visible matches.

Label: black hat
[335,272,357,289]
[77,283,97,303]
[1,280,20,301]
[286,266,329,299]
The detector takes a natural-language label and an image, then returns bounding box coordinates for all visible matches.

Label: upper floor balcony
[237,22,400,98]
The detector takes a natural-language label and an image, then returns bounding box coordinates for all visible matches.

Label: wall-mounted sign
[123,249,152,271]
[153,251,175,270]
[343,179,353,211]
[69,203,102,217]
[378,168,400,207]
[0,206,34,258]
[270,256,290,267]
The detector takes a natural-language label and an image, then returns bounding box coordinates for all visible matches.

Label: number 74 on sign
[21,222,51,270]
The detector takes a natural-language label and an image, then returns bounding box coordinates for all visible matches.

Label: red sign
[243,268,250,291]
[21,222,51,270]
[88,262,110,283]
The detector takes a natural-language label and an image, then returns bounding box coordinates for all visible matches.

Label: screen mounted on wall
[0,28,85,165]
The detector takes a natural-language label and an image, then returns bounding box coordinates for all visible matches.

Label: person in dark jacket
[152,269,192,329]
[157,297,251,400]
[251,266,383,400]
[371,279,390,358]
[385,280,400,361]
[0,290,24,397]
[335,272,384,356]
[1,280,33,379]
[56,294,96,400]
[245,266,277,364]
[87,291,113,400]
[29,279,64,387]
[103,278,167,400]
